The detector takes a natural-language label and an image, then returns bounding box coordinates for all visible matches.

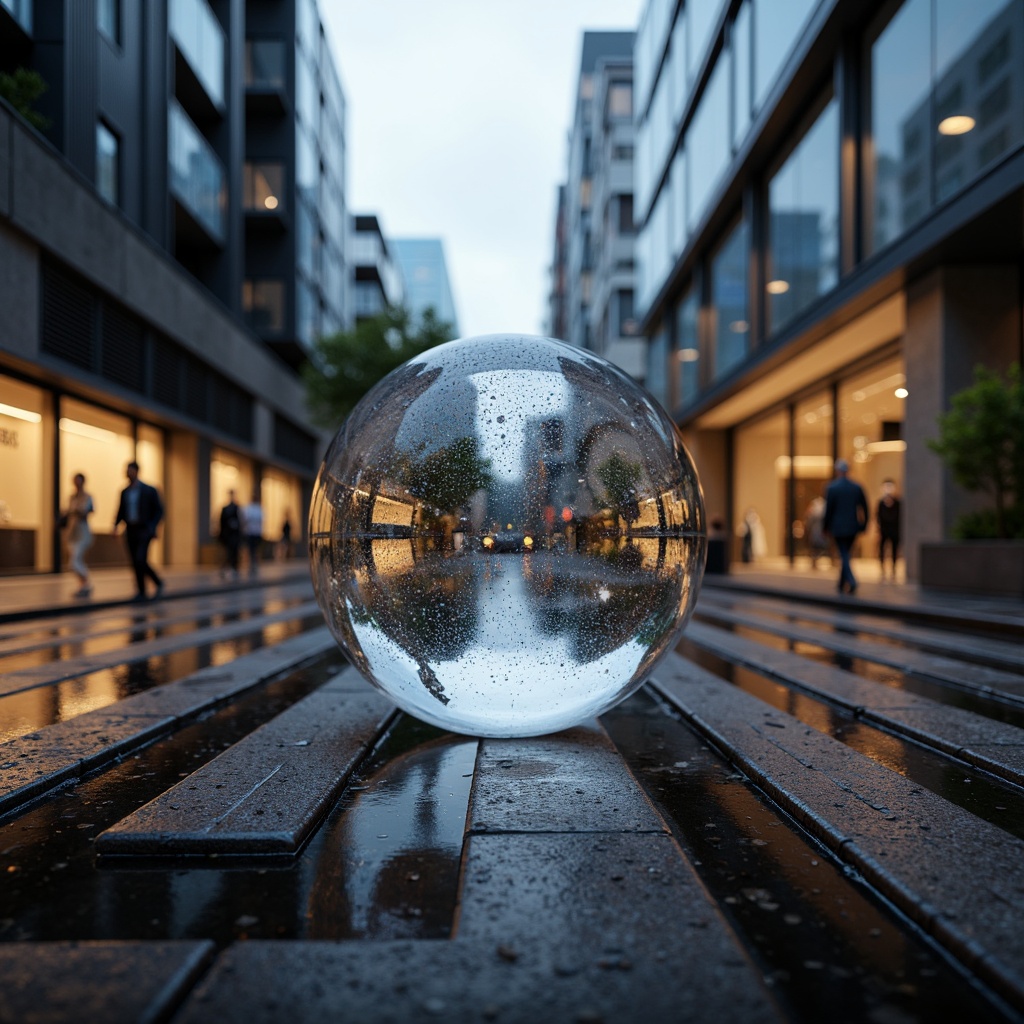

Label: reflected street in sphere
[309,334,706,737]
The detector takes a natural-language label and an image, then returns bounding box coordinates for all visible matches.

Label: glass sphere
[309,334,706,737]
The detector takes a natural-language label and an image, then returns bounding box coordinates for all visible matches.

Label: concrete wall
[903,265,1021,578]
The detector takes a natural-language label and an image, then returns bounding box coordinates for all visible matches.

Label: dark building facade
[633,0,1024,580]
[351,213,404,322]
[0,0,345,573]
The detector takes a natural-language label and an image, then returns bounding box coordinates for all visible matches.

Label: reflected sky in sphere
[310,335,706,737]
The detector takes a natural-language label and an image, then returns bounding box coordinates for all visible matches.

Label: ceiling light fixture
[766,279,790,294]
[895,387,908,399]
[938,115,975,136]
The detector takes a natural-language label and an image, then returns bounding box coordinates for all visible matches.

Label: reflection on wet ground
[0,613,326,743]
[604,690,1009,1023]
[693,615,1024,729]
[676,637,1024,842]
[0,664,473,946]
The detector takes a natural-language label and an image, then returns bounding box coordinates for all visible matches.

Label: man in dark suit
[823,459,868,595]
[115,461,165,601]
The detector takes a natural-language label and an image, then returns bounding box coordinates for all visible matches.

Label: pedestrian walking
[62,472,94,598]
[823,459,868,595]
[218,489,242,578]
[277,511,294,561]
[804,495,830,568]
[242,493,264,575]
[877,478,902,582]
[114,461,164,601]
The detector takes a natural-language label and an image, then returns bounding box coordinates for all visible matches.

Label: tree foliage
[927,363,1024,539]
[399,436,492,516]
[597,452,643,527]
[302,306,453,429]
[0,68,50,131]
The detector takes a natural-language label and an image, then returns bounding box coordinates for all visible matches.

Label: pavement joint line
[0,600,324,698]
[651,654,1024,1014]
[0,627,336,819]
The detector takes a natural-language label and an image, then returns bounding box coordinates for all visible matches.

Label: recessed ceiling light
[766,279,790,294]
[895,387,908,399]
[938,115,975,136]
[678,348,699,362]
[264,195,279,210]
[729,320,749,333]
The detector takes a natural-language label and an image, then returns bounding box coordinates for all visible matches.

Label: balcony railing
[170,0,225,109]
[169,100,226,241]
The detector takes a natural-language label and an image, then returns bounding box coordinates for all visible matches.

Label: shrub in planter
[928,363,1024,540]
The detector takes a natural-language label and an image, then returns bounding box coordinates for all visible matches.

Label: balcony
[169,100,226,244]
[170,0,226,114]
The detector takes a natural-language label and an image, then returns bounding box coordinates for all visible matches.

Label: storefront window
[137,423,165,564]
[709,216,750,381]
[793,391,834,559]
[733,409,787,562]
[59,398,135,567]
[767,96,839,334]
[0,375,52,573]
[210,448,254,536]
[262,468,303,552]
[838,358,906,507]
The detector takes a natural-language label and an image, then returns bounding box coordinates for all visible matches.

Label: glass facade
[674,287,700,408]
[709,217,749,381]
[767,96,839,332]
[752,0,817,110]
[97,0,119,43]
[169,100,225,240]
[1,0,32,32]
[870,0,1024,254]
[243,162,284,212]
[242,280,284,333]
[169,0,225,108]
[687,55,730,231]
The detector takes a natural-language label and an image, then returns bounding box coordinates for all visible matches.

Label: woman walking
[64,472,95,598]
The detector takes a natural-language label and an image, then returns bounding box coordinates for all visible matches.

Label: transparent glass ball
[309,334,706,737]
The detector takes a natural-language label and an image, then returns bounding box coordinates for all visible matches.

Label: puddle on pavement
[603,689,1014,1024]
[0,615,326,743]
[677,638,1024,843]
[0,673,473,947]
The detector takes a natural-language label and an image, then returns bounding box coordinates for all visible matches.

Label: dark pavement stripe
[97,670,393,855]
[0,627,336,816]
[652,651,1024,1012]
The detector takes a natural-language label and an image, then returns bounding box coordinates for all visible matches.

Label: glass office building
[634,0,1024,578]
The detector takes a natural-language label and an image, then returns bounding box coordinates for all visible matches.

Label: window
[607,82,633,119]
[710,216,749,381]
[617,194,634,234]
[646,324,669,407]
[752,0,817,110]
[242,280,284,333]
[732,1,752,148]
[617,289,635,335]
[767,96,839,333]
[245,40,285,89]
[243,162,284,212]
[687,54,730,230]
[96,122,119,206]
[869,0,1024,253]
[97,0,119,42]
[675,287,700,407]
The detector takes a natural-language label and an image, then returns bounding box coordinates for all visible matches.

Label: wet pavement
[0,562,1022,1021]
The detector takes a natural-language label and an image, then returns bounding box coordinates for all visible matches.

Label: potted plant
[920,363,1024,593]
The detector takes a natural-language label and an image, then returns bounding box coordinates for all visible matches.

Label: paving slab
[695,603,1024,697]
[471,721,666,833]
[699,591,1024,671]
[0,627,336,817]
[0,940,214,1024]
[651,651,1024,1011]
[686,620,1024,786]
[0,600,323,697]
[97,673,393,855]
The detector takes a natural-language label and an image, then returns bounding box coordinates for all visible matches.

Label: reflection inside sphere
[310,335,706,737]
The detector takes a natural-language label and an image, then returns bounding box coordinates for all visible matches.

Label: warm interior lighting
[894,387,908,399]
[938,115,975,136]
[0,402,41,423]
[729,320,749,333]
[865,440,907,453]
[264,195,279,210]
[561,506,573,523]
[59,418,116,443]
[482,536,495,549]
[766,279,790,295]
[522,535,534,549]
[678,348,699,362]
[774,455,836,477]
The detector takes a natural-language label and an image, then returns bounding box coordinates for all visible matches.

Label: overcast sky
[319,2,644,339]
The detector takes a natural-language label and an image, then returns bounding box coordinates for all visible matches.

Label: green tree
[0,68,50,131]
[927,363,1024,539]
[597,452,643,528]
[302,306,453,428]
[399,436,492,515]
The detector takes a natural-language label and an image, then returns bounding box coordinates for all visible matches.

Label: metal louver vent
[100,305,145,392]
[40,263,97,371]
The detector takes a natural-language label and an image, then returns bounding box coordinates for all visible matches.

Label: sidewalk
[0,559,313,623]
[708,559,1024,633]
